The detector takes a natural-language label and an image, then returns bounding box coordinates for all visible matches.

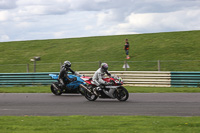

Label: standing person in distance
[124,39,130,59]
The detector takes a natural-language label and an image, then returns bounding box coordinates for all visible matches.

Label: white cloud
[0,0,17,9]
[16,0,71,15]
[0,11,9,21]
[101,8,200,35]
[85,25,93,30]
[15,21,32,28]
[0,0,200,42]
[54,31,66,38]
[0,34,9,41]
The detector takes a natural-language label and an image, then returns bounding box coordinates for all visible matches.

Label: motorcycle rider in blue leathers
[58,61,75,88]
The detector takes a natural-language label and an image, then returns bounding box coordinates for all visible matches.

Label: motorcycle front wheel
[84,89,98,101]
[116,86,129,101]
[51,82,63,95]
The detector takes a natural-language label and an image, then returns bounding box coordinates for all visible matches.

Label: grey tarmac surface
[0,93,200,116]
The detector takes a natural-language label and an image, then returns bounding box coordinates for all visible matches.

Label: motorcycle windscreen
[49,74,59,79]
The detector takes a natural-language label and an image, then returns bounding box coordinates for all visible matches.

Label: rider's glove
[107,73,111,77]
[74,71,79,76]
[106,82,113,85]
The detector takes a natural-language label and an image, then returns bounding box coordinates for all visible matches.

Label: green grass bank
[1,30,200,72]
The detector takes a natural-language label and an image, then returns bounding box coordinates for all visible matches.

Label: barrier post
[124,61,127,71]
[99,61,101,68]
[34,61,36,72]
[158,60,161,71]
[27,64,29,73]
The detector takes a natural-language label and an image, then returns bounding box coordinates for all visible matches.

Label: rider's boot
[58,78,65,89]
[93,87,101,96]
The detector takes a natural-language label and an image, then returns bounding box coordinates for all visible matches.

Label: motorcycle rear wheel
[116,87,129,101]
[51,82,63,95]
[84,90,98,101]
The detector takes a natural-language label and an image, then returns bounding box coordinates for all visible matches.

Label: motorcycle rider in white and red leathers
[92,63,112,95]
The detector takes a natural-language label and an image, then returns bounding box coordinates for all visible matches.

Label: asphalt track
[0,93,200,116]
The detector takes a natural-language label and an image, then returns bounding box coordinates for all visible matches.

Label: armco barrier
[0,71,171,87]
[79,71,171,87]
[1,71,200,87]
[171,72,200,87]
[0,72,58,86]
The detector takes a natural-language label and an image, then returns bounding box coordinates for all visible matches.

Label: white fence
[78,71,171,87]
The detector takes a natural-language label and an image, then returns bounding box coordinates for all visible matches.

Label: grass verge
[0,116,200,133]
[0,86,51,93]
[1,30,200,72]
[0,86,200,93]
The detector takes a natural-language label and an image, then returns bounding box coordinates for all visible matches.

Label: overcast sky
[0,0,200,42]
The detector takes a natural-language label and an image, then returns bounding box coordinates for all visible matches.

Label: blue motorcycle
[49,73,86,96]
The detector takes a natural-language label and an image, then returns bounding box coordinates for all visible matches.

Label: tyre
[116,86,129,101]
[84,89,98,101]
[51,82,63,95]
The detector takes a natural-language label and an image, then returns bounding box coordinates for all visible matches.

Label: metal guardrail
[171,72,200,87]
[0,72,58,86]
[1,71,200,87]
[79,71,171,87]
[77,71,200,87]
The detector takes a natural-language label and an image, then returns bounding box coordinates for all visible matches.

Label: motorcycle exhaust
[79,84,92,94]
[52,83,59,90]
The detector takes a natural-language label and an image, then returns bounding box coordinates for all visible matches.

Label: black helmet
[101,63,108,72]
[64,61,71,67]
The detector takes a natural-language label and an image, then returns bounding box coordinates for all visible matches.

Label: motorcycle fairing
[49,74,86,90]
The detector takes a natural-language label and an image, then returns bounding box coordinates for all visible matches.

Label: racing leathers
[92,68,111,87]
[58,65,75,88]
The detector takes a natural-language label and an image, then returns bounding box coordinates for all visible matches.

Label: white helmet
[101,63,108,72]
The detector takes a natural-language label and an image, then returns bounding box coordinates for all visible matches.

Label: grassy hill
[0,30,200,72]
